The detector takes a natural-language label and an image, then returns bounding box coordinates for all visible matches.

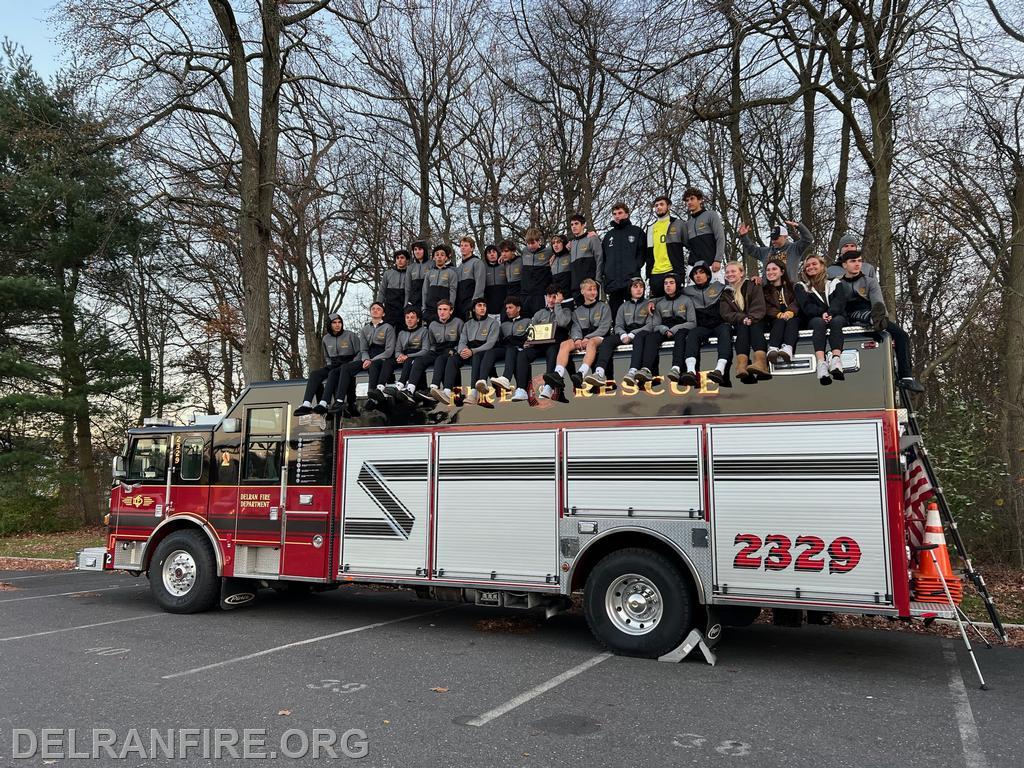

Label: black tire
[583,547,695,658]
[149,530,220,614]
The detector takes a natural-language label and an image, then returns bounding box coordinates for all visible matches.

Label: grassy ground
[0,527,105,561]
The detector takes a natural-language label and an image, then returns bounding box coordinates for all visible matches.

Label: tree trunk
[800,87,817,232]
[296,222,320,371]
[726,9,752,270]
[1001,166,1024,567]
[209,0,280,384]
[831,105,853,256]
[58,272,100,524]
[864,88,897,309]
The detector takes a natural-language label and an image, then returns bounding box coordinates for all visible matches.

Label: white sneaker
[511,388,529,401]
[667,365,681,383]
[767,347,780,365]
[816,361,832,385]
[829,355,845,381]
[438,388,452,405]
[474,379,489,394]
[428,384,444,401]
[780,344,794,363]
[465,389,479,404]
[539,384,554,400]
[490,375,512,391]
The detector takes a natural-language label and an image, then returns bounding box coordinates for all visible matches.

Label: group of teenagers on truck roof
[293,187,923,417]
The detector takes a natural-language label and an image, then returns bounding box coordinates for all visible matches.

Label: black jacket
[795,278,850,319]
[602,218,646,292]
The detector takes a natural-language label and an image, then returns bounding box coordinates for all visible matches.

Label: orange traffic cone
[911,503,962,603]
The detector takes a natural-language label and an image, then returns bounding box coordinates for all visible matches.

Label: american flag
[904,445,933,547]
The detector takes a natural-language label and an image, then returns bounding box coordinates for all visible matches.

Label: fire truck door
[114,433,170,570]
[708,420,893,607]
[434,430,558,584]
[167,432,210,519]
[281,415,334,580]
[339,433,431,578]
[233,405,286,579]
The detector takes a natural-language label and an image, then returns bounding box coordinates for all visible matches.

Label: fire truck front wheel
[583,548,694,658]
[149,530,220,613]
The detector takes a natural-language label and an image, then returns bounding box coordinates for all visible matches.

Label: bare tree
[59,0,363,383]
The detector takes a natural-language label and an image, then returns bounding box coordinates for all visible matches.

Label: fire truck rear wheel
[583,548,694,658]
[149,530,220,614]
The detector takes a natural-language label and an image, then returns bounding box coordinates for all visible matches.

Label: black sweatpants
[885,321,914,379]
[409,351,439,387]
[443,354,466,390]
[807,315,846,354]
[499,345,519,381]
[397,357,429,388]
[471,347,499,385]
[768,316,800,351]
[606,287,629,319]
[596,334,643,373]
[303,363,343,404]
[519,344,559,388]
[733,321,767,357]
[685,323,733,365]
[431,347,455,387]
[846,309,912,378]
[640,331,688,369]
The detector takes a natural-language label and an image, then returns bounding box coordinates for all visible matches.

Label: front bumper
[75,547,108,571]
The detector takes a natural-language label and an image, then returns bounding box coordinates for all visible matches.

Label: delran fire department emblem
[127,495,155,508]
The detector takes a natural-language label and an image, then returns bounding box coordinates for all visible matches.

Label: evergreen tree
[0,49,149,529]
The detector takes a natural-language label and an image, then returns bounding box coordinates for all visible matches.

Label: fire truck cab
[92,330,930,658]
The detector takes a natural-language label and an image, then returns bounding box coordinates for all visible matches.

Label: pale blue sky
[2,2,63,77]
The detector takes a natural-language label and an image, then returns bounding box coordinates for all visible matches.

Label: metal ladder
[898,384,1008,641]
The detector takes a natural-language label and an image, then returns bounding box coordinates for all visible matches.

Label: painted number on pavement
[306,680,367,694]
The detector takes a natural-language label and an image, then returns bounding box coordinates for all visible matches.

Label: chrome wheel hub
[605,573,663,635]
[162,550,197,597]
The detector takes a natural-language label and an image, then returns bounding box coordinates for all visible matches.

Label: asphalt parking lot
[0,569,1021,767]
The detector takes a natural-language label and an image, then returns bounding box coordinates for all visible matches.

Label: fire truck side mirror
[222,418,240,434]
[112,455,126,479]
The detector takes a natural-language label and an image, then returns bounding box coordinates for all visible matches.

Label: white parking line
[943,641,989,768]
[0,585,140,603]
[0,572,77,581]
[162,607,454,679]
[466,652,613,727]
[0,614,164,642]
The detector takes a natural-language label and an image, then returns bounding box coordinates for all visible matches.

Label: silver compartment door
[434,431,558,583]
[564,425,702,518]
[709,420,893,606]
[340,434,430,577]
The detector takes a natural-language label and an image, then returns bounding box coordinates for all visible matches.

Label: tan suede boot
[735,354,754,383]
[748,350,772,379]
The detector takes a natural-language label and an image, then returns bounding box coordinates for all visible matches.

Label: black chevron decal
[347,461,422,539]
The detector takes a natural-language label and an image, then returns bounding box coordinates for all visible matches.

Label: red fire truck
[79,330,978,658]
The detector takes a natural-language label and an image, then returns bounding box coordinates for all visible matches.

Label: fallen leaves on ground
[473,617,542,634]
[277,709,291,716]
[0,557,73,571]
[0,582,18,591]
[0,527,105,560]
[430,687,449,693]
